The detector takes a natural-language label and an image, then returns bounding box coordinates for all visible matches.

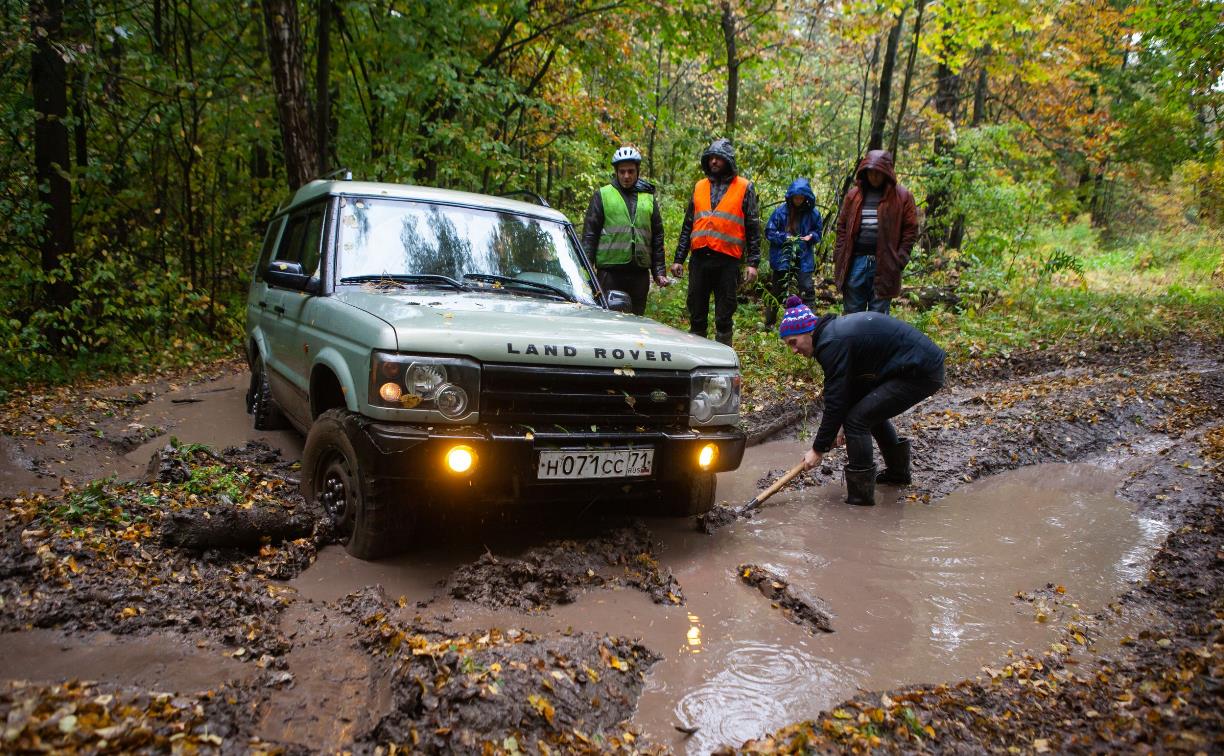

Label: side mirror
[266,261,317,292]
[606,289,634,313]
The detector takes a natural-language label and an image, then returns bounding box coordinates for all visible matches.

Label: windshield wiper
[461,273,575,302]
[339,274,470,291]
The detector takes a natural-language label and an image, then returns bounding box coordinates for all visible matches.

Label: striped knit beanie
[778,295,817,338]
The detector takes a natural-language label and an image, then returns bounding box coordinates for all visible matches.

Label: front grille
[481,363,690,425]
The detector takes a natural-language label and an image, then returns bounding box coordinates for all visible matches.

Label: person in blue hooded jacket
[763,178,822,329]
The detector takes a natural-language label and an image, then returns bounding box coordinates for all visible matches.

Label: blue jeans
[843,255,891,314]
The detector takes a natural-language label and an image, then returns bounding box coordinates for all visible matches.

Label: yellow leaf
[609,656,628,671]
[832,709,853,719]
[120,606,138,618]
[528,694,556,725]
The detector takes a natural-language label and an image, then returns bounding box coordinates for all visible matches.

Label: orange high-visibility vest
[690,176,749,259]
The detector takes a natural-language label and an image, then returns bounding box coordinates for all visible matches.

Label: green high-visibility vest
[597,184,653,268]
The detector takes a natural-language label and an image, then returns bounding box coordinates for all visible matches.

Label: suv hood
[333,290,738,371]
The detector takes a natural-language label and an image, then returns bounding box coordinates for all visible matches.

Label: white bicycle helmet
[611,146,642,166]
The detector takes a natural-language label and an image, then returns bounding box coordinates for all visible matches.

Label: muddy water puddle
[0,371,301,495]
[0,629,252,692]
[287,437,1166,754]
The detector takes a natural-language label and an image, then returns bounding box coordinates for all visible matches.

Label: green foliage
[1,0,1217,392]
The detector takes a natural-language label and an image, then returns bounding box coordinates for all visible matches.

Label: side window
[299,206,325,277]
[273,204,326,277]
[274,212,309,264]
[254,218,284,281]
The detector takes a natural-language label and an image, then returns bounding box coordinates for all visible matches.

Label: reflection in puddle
[685,614,703,654]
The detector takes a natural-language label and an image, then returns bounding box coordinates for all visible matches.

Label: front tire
[663,472,717,516]
[301,408,407,559]
[248,354,288,430]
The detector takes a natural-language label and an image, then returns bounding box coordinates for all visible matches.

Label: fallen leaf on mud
[528,694,556,724]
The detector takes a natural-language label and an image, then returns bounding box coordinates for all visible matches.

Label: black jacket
[810,312,946,452]
[674,138,762,268]
[581,178,665,276]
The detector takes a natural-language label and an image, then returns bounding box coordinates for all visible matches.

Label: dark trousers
[687,248,739,337]
[843,366,944,468]
[598,267,650,316]
[763,268,815,327]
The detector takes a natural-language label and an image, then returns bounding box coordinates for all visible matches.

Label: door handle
[258,301,267,309]
[273,305,286,315]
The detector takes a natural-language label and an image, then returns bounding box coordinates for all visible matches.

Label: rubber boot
[876,438,912,485]
[715,330,734,346]
[845,465,877,506]
[764,304,777,330]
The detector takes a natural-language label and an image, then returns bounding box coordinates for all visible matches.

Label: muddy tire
[302,408,407,559]
[248,355,288,430]
[663,472,717,516]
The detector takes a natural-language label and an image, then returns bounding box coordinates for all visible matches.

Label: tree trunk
[855,36,880,158]
[868,10,905,152]
[30,0,76,315]
[314,0,331,173]
[971,61,988,127]
[889,0,924,156]
[925,57,962,248]
[261,0,318,190]
[721,0,738,139]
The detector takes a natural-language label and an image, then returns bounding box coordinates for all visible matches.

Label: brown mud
[0,337,1220,753]
[737,564,834,634]
[447,522,684,610]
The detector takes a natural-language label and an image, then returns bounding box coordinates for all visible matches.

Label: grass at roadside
[646,223,1224,403]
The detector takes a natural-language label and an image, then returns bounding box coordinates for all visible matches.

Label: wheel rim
[316,447,356,540]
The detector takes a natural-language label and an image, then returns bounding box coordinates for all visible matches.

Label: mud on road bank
[0,336,1221,753]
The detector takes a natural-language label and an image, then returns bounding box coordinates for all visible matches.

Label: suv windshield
[336,197,596,304]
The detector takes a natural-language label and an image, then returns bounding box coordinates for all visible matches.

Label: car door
[263,201,328,424]
[247,216,285,358]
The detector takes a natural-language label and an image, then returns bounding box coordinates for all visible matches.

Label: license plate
[537,448,654,480]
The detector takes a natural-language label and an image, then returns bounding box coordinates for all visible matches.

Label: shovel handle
[748,460,808,508]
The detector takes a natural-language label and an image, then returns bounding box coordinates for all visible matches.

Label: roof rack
[497,190,550,208]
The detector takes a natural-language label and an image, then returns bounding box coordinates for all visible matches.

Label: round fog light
[698,443,718,470]
[379,382,403,403]
[445,445,477,474]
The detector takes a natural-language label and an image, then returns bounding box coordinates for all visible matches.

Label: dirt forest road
[0,337,1221,754]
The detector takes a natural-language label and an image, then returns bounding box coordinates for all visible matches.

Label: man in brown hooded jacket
[833,150,918,314]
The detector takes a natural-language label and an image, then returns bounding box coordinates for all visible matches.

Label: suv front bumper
[338,414,745,500]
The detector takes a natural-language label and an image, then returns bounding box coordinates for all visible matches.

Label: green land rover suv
[245,178,745,558]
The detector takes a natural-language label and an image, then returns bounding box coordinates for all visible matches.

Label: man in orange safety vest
[670,138,761,346]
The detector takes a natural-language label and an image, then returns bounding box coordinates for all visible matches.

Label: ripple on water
[673,643,863,753]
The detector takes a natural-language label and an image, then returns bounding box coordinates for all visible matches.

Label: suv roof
[282,180,570,224]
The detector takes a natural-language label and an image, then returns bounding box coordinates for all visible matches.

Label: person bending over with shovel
[777,296,945,505]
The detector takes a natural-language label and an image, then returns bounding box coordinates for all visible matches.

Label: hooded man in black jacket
[777,296,945,505]
[581,146,668,315]
[670,138,761,346]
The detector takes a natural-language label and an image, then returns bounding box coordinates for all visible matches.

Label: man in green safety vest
[581,146,669,315]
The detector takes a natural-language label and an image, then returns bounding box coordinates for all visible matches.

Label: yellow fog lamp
[379,382,403,403]
[445,445,477,475]
[697,443,718,470]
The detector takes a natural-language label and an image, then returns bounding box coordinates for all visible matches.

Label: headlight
[370,352,480,421]
[690,368,741,425]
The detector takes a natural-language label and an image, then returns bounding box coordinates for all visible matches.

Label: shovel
[735,460,808,517]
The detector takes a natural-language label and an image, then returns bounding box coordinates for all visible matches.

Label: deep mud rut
[0,337,1221,753]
